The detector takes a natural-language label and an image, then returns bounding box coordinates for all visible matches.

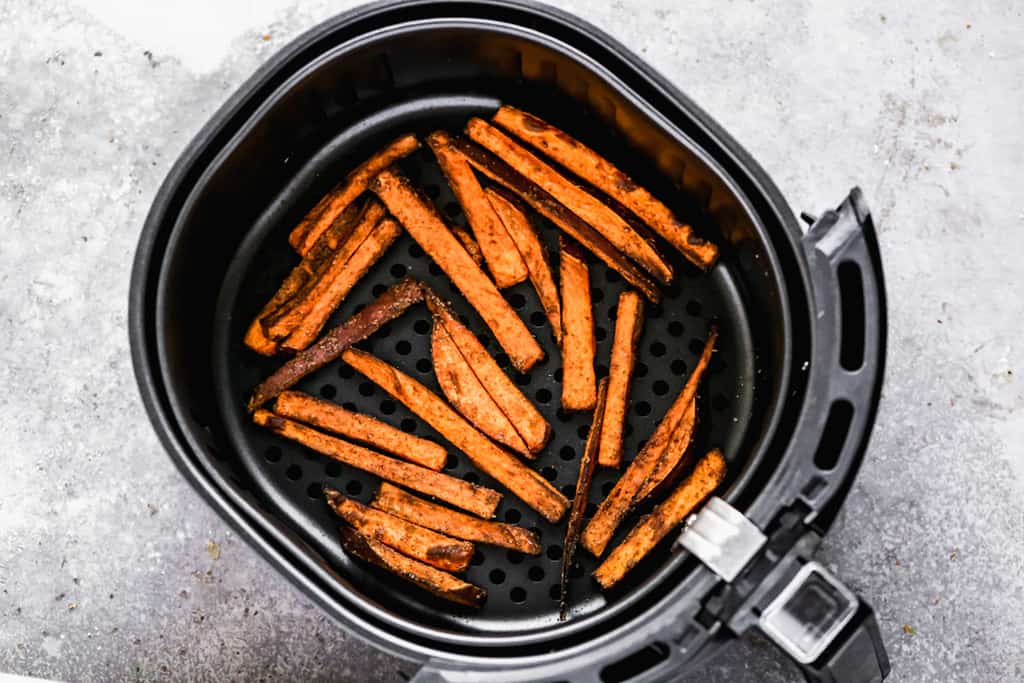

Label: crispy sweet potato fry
[597,291,645,468]
[253,410,499,516]
[581,327,718,557]
[339,527,486,608]
[324,489,473,572]
[559,237,597,411]
[427,131,527,289]
[342,348,569,522]
[288,134,420,255]
[449,221,484,266]
[635,398,697,503]
[485,186,562,342]
[372,483,541,554]
[274,391,446,470]
[593,449,726,589]
[448,137,660,303]
[466,118,672,284]
[492,106,718,270]
[247,278,425,410]
[370,168,544,373]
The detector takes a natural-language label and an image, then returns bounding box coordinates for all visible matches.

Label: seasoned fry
[274,391,447,470]
[449,221,484,266]
[593,449,726,589]
[324,489,473,572]
[342,348,569,522]
[597,291,645,468]
[372,483,541,554]
[560,378,609,620]
[427,131,528,289]
[253,409,501,518]
[426,293,551,455]
[370,168,544,373]
[466,118,672,284]
[448,137,660,303]
[634,398,697,503]
[559,237,597,411]
[288,134,420,255]
[581,327,718,557]
[247,277,425,410]
[339,527,486,608]
[492,106,718,270]
[485,186,562,342]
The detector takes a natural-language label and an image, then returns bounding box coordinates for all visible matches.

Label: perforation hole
[668,321,684,337]
[671,360,688,375]
[407,243,424,259]
[510,587,527,603]
[445,454,459,471]
[653,380,669,396]
[507,550,525,565]
[554,368,563,383]
[372,284,387,297]
[515,373,531,387]
[342,401,357,411]
[561,484,576,499]
[595,326,607,342]
[490,569,506,585]
[358,382,375,397]
[688,338,706,356]
[307,483,322,499]
[635,402,652,416]
[686,300,702,316]
[635,362,649,378]
[546,545,563,560]
[378,324,393,338]
[428,262,443,277]
[510,293,526,309]
[577,425,589,439]
[650,342,666,357]
[285,464,302,481]
[528,566,545,582]
[339,365,355,379]
[530,311,546,327]
[592,288,605,304]
[413,319,430,335]
[345,480,362,495]
[607,303,618,320]
[324,461,342,478]
[392,339,411,356]
[416,358,431,373]
[648,304,664,320]
[264,446,282,463]
[400,418,417,433]
[472,550,486,566]
[319,384,336,399]
[390,263,407,278]
[541,466,557,482]
[535,388,552,404]
[504,508,521,524]
[560,446,576,461]
[380,400,396,415]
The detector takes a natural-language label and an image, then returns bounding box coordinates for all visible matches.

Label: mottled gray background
[1,0,1021,681]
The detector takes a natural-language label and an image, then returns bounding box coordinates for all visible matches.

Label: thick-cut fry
[426,294,551,455]
[427,131,527,289]
[252,409,500,518]
[288,134,420,255]
[372,483,541,554]
[466,118,672,284]
[324,489,473,572]
[339,527,486,608]
[486,187,562,342]
[560,378,608,620]
[449,137,660,303]
[492,106,718,270]
[247,278,425,411]
[559,237,597,411]
[635,398,697,503]
[342,348,569,522]
[581,328,718,557]
[449,221,484,266]
[597,291,645,468]
[593,449,726,589]
[274,391,446,470]
[370,168,544,373]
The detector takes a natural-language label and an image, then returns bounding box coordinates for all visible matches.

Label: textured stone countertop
[1,1,1021,681]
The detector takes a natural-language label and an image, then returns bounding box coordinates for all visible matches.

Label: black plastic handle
[799,601,890,683]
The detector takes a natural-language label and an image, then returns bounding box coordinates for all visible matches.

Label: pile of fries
[244,106,727,616]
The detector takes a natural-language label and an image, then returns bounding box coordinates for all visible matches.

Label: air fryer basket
[130,2,887,681]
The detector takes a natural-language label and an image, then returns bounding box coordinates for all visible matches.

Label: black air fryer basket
[129,2,889,681]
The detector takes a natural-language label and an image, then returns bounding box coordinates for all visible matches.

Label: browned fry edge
[448,221,484,266]
[634,398,698,503]
[596,291,645,468]
[558,236,597,411]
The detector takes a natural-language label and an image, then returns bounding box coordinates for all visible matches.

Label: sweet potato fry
[253,409,499,516]
[485,186,562,342]
[597,291,645,468]
[593,449,726,589]
[339,527,486,608]
[634,398,697,503]
[372,483,541,554]
[448,137,660,303]
[274,391,447,470]
[449,221,484,266]
[492,106,718,270]
[466,118,672,284]
[342,348,569,522]
[559,237,597,411]
[247,277,424,410]
[369,168,544,373]
[324,489,473,572]
[581,327,718,557]
[288,134,420,255]
[427,131,528,289]
[425,293,551,455]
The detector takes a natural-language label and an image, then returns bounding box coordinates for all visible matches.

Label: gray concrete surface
[1,0,1021,681]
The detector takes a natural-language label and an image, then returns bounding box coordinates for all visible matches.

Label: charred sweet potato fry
[427,131,528,289]
[448,137,660,303]
[449,221,484,266]
[288,134,420,255]
[274,391,447,471]
[247,277,425,410]
[252,409,500,518]
[341,348,569,523]
[559,237,597,411]
[581,327,718,557]
[492,107,718,270]
[339,527,486,608]
[593,449,726,589]
[597,291,645,468]
[635,398,697,503]
[370,168,544,373]
[324,489,473,572]
[485,186,562,342]
[372,483,541,554]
